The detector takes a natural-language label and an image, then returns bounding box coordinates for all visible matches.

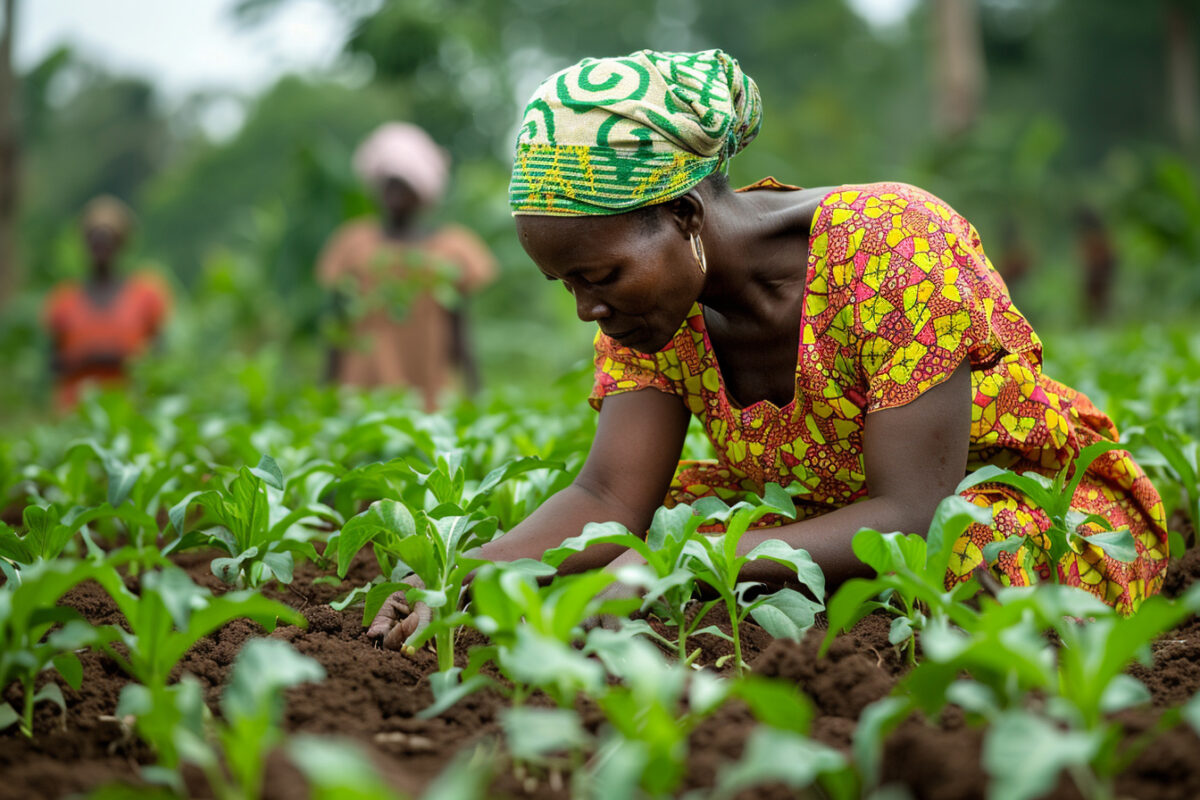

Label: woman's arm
[473,388,692,570]
[368,387,691,646]
[729,358,973,591]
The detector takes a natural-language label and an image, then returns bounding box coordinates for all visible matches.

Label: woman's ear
[666,190,705,238]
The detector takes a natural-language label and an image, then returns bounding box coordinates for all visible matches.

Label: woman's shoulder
[817,182,959,217]
[44,280,85,315]
[811,182,975,257]
[330,217,383,243]
[125,270,172,300]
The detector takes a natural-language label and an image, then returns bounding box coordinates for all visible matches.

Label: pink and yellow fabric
[590,180,1168,614]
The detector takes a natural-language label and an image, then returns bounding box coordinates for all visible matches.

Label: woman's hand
[366,575,429,651]
[583,575,646,632]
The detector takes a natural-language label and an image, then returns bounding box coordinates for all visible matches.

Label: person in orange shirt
[317,123,498,411]
[42,196,170,411]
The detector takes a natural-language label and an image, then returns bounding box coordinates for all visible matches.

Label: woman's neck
[382,214,420,241]
[699,185,831,321]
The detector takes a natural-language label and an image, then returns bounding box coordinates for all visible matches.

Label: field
[1,323,1198,800]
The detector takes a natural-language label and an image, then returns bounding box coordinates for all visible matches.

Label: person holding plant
[42,195,171,412]
[370,49,1167,648]
[317,122,498,412]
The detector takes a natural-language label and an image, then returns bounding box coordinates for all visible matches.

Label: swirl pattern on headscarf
[509,49,762,216]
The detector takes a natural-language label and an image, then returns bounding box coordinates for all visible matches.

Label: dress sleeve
[432,225,499,293]
[43,286,73,335]
[316,222,363,287]
[588,330,677,411]
[133,272,171,336]
[827,185,1038,412]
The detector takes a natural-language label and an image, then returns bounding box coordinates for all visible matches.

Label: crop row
[1,327,1198,799]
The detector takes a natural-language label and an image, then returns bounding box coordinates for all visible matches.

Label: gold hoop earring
[690,233,707,275]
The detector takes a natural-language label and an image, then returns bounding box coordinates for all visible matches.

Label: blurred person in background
[317,122,498,412]
[42,195,171,412]
[1075,206,1116,322]
[371,49,1169,648]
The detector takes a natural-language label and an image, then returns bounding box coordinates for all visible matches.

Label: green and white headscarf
[509,49,762,216]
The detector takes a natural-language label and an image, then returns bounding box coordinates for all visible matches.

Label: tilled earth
[3,540,1200,800]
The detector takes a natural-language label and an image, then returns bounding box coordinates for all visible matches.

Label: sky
[14,0,351,100]
[11,0,915,136]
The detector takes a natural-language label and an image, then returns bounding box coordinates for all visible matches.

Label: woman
[43,196,170,412]
[370,50,1167,647]
[317,122,498,412]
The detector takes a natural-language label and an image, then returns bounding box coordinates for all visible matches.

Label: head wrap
[353,122,450,208]
[509,49,762,217]
[81,195,134,240]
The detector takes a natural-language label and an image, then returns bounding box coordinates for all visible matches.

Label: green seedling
[1128,423,1199,556]
[123,639,327,800]
[0,502,157,585]
[676,484,826,674]
[334,500,500,675]
[712,726,854,800]
[543,502,714,664]
[93,564,306,767]
[94,563,305,692]
[436,562,639,713]
[165,454,342,588]
[401,449,565,522]
[823,495,993,662]
[958,441,1140,582]
[286,735,408,800]
[501,706,591,790]
[580,630,730,798]
[894,584,1200,800]
[0,558,115,737]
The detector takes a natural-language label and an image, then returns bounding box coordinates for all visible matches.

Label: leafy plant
[1129,423,1199,556]
[823,495,993,662]
[675,484,826,674]
[0,501,157,584]
[165,454,342,588]
[579,630,729,798]
[122,639,327,799]
[93,564,306,767]
[957,441,1141,581]
[426,561,640,714]
[333,500,497,674]
[285,734,408,800]
[887,584,1200,800]
[0,558,114,737]
[712,726,853,800]
[543,502,717,665]
[95,563,305,693]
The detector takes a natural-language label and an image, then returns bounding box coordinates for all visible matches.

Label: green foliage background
[3,0,1199,427]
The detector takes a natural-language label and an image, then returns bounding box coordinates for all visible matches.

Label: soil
[3,545,1200,800]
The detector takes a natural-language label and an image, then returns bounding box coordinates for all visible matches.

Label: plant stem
[728,599,744,676]
[436,628,454,674]
[21,679,33,737]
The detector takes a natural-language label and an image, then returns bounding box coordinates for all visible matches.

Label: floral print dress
[590,180,1168,613]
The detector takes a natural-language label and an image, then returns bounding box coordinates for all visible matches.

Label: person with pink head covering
[316,122,498,410]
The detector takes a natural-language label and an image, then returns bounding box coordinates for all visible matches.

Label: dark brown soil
[3,545,1199,799]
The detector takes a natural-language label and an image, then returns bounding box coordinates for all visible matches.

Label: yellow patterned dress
[590,180,1168,614]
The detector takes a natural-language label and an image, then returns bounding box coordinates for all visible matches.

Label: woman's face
[84,225,123,266]
[381,176,421,224]
[516,209,702,355]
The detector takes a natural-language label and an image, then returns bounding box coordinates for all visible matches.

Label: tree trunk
[931,0,986,138]
[1166,2,1198,149]
[0,0,18,307]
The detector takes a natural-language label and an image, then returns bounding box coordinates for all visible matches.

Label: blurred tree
[1165,1,1198,150]
[16,54,170,288]
[140,76,395,291]
[0,0,17,304]
[931,0,986,137]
